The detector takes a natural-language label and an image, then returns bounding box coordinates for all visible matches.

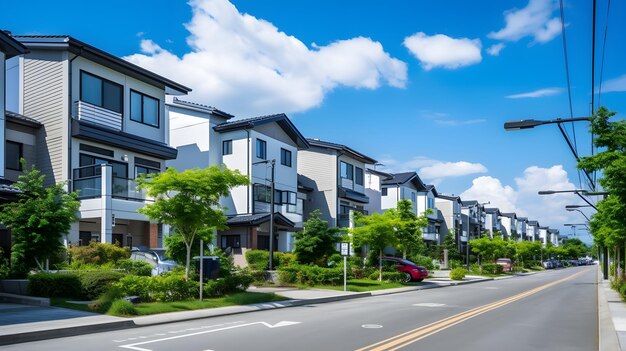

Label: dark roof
[14,35,191,95]
[485,208,501,215]
[548,229,559,234]
[425,184,438,197]
[381,172,427,191]
[366,168,393,180]
[528,220,539,226]
[517,217,528,221]
[461,200,478,207]
[297,181,314,192]
[436,194,461,203]
[338,187,369,204]
[0,179,21,202]
[6,111,42,128]
[214,114,309,149]
[169,98,234,119]
[226,212,295,228]
[0,30,28,58]
[500,212,517,219]
[307,138,376,164]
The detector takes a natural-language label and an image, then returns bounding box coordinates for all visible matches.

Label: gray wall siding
[297,147,337,226]
[23,51,68,185]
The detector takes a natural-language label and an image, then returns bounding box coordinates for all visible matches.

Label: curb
[0,320,136,346]
[598,272,621,350]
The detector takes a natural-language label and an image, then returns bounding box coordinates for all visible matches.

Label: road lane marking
[355,269,590,351]
[413,303,445,307]
[362,325,384,329]
[119,321,301,351]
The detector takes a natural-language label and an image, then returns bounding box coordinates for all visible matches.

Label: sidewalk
[0,275,495,346]
[598,275,626,350]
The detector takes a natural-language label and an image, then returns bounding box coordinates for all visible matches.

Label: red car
[381,257,429,282]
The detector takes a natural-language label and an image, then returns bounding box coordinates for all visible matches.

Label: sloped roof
[169,98,234,119]
[214,114,309,149]
[436,194,461,203]
[14,35,191,95]
[425,184,438,197]
[0,30,28,58]
[381,172,427,191]
[226,212,295,228]
[501,212,517,219]
[6,111,42,127]
[307,138,376,164]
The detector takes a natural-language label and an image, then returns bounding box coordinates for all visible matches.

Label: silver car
[130,248,178,276]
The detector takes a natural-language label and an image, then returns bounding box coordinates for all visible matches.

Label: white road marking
[112,322,243,343]
[413,303,445,307]
[483,287,499,289]
[119,321,301,351]
[362,324,383,329]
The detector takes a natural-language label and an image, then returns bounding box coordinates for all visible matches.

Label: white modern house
[549,229,561,247]
[298,139,376,228]
[527,220,540,242]
[500,212,517,240]
[364,168,392,216]
[484,208,502,238]
[517,217,529,241]
[435,194,465,250]
[8,35,191,248]
[167,101,310,264]
[539,226,550,246]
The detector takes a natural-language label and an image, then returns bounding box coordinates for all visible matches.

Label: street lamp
[565,205,593,210]
[566,208,591,222]
[538,189,598,211]
[253,159,276,270]
[504,116,595,190]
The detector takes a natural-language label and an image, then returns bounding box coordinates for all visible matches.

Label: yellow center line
[356,269,590,351]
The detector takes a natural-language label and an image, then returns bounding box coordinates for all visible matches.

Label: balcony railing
[73,165,147,201]
[75,100,122,130]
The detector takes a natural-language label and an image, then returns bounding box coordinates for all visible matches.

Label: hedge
[28,272,82,298]
[245,250,296,269]
[450,267,467,280]
[481,263,504,275]
[278,264,347,286]
[77,270,126,300]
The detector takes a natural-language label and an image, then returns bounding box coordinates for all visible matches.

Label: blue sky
[3,0,624,243]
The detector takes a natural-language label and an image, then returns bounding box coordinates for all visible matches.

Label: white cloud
[487,43,505,56]
[434,118,487,126]
[600,74,626,93]
[403,32,482,70]
[488,0,561,44]
[419,162,488,179]
[124,0,407,117]
[461,165,588,230]
[505,87,562,99]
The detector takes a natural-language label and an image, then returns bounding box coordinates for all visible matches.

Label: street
[5,267,598,351]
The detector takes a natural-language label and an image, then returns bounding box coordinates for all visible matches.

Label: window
[254,184,271,203]
[135,165,159,178]
[256,139,267,159]
[428,197,435,209]
[355,167,364,185]
[221,235,241,249]
[382,188,388,196]
[80,71,123,113]
[411,192,416,204]
[6,141,22,171]
[222,140,232,155]
[79,154,128,179]
[130,90,159,127]
[340,161,353,180]
[281,148,292,167]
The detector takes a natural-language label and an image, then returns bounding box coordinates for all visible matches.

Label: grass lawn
[52,292,287,316]
[311,279,417,292]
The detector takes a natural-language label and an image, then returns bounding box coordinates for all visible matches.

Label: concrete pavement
[0,269,621,349]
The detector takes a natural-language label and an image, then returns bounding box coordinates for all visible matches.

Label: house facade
[500,213,517,240]
[364,168,392,216]
[298,139,376,228]
[435,194,465,251]
[484,208,502,238]
[9,35,191,248]
[461,200,486,239]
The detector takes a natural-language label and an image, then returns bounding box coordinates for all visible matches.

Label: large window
[256,139,267,159]
[80,71,122,113]
[280,148,292,167]
[222,140,232,155]
[6,141,22,171]
[340,161,353,180]
[130,90,159,127]
[79,154,128,179]
[355,167,364,185]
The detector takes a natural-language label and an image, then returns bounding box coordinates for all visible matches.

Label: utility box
[194,256,220,281]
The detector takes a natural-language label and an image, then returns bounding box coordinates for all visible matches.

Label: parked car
[542,261,553,269]
[381,257,429,282]
[130,247,178,276]
[495,258,513,272]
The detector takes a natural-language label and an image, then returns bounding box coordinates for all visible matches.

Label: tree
[394,200,428,259]
[0,164,79,275]
[293,210,341,265]
[136,166,248,280]
[442,230,462,261]
[352,210,399,281]
[469,236,507,267]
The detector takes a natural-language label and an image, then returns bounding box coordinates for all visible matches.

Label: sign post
[340,242,350,292]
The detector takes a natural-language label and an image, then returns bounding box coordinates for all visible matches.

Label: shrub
[116,259,152,276]
[114,275,152,301]
[469,263,481,274]
[28,272,82,298]
[150,274,198,302]
[409,255,436,271]
[78,270,126,300]
[246,250,269,270]
[369,271,406,282]
[448,259,463,269]
[69,242,129,265]
[275,252,297,267]
[90,286,124,313]
[278,264,346,286]
[203,273,254,297]
[108,299,138,316]
[450,267,467,280]
[481,263,504,275]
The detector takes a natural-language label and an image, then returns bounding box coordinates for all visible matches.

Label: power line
[597,0,612,108]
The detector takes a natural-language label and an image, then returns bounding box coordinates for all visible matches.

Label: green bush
[108,299,138,316]
[278,264,347,286]
[368,271,406,282]
[28,272,82,298]
[450,267,467,280]
[351,267,376,279]
[90,286,124,313]
[481,263,504,275]
[149,274,198,302]
[275,252,297,267]
[246,250,269,270]
[469,263,481,274]
[114,275,152,301]
[69,242,129,265]
[448,259,463,269]
[116,259,152,276]
[203,273,254,297]
[77,270,126,300]
[408,255,436,271]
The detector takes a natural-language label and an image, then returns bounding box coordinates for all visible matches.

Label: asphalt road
[5,266,598,351]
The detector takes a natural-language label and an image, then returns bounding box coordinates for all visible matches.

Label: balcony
[422,232,438,242]
[76,100,122,131]
[73,165,147,201]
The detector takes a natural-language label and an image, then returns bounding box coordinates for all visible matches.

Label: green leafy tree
[164,229,212,265]
[136,166,248,280]
[442,230,462,261]
[293,210,340,265]
[0,165,79,275]
[469,236,507,267]
[395,200,428,259]
[352,210,399,281]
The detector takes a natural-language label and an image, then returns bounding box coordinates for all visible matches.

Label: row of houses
[0,32,562,266]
